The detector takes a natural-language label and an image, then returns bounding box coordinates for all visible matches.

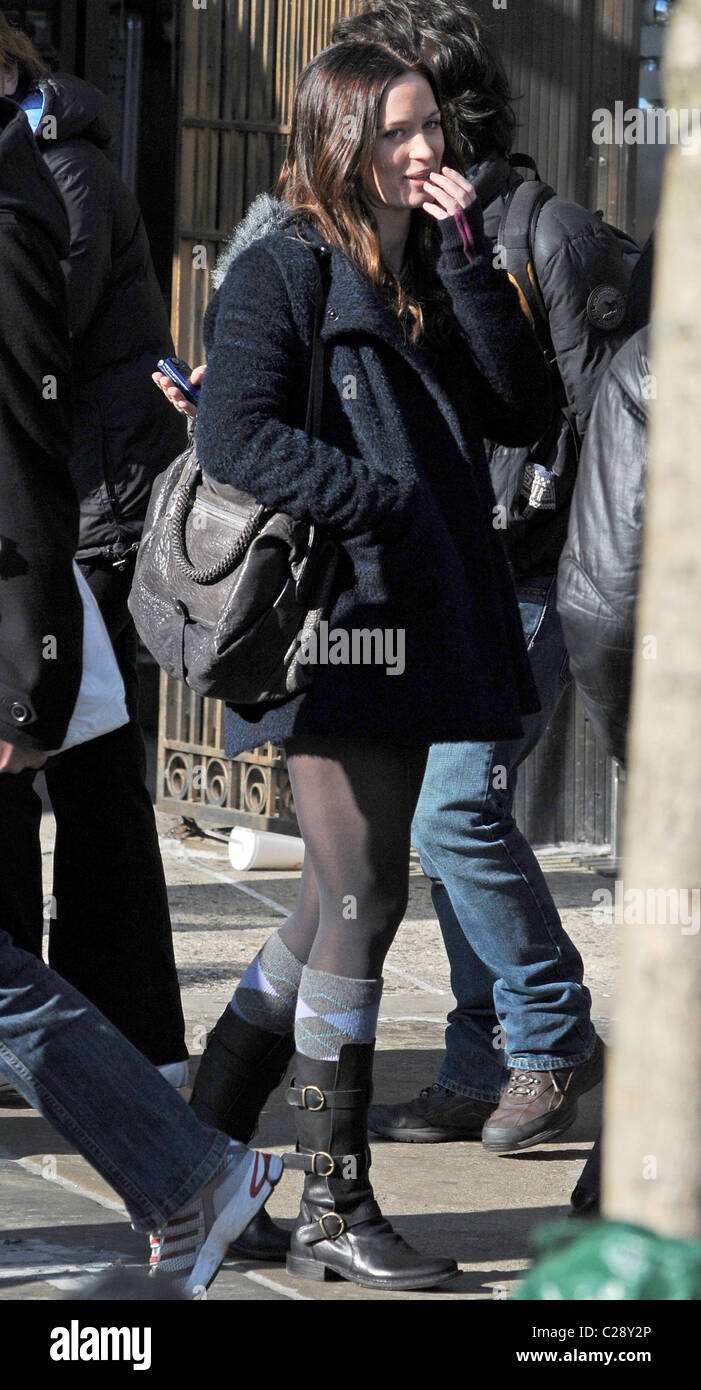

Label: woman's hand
[151,363,207,420]
[422,167,485,261]
[421,167,477,221]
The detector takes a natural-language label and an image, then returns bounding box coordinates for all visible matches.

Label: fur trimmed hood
[212,192,301,289]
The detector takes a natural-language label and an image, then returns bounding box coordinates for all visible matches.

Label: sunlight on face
[370,72,445,213]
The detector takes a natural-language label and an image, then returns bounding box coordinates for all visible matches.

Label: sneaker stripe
[249,1151,271,1199]
[150,1149,283,1296]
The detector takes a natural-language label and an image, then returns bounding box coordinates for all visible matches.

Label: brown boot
[481,1036,605,1153]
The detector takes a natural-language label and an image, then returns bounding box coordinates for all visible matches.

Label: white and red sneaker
[150,1144,283,1297]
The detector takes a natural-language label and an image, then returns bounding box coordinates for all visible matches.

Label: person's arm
[557,334,648,765]
[41,142,114,340]
[0,220,82,758]
[424,169,553,445]
[195,243,416,537]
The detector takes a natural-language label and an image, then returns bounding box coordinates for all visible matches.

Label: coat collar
[220,195,472,453]
[297,224,466,433]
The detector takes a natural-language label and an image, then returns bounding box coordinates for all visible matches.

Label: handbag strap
[305,244,331,437]
[171,245,331,587]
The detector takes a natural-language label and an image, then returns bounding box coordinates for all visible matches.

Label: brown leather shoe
[369,1084,495,1142]
[481,1036,605,1153]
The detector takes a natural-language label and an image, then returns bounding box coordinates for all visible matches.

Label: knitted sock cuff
[294,966,383,1061]
[230,931,303,1034]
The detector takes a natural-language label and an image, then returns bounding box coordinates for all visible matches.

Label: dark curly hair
[332,1,516,164]
[0,12,48,98]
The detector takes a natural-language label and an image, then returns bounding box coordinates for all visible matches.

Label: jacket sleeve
[535,201,634,439]
[556,334,648,765]
[436,215,553,445]
[42,141,114,342]
[0,221,83,751]
[195,243,414,537]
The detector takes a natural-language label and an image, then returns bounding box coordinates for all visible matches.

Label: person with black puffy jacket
[0,99,284,1290]
[0,15,188,1088]
[335,2,634,1155]
[557,323,650,766]
[558,238,654,766]
[556,243,653,1216]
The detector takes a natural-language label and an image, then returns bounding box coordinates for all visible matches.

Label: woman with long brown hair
[178,39,553,1290]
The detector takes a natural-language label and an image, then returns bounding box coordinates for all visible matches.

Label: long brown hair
[0,13,48,97]
[277,41,461,347]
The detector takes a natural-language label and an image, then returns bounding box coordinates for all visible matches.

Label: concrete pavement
[0,809,615,1302]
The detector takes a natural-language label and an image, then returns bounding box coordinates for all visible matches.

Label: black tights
[278,738,428,980]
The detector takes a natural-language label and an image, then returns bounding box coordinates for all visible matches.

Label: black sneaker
[481,1036,606,1153]
[368,1084,496,1142]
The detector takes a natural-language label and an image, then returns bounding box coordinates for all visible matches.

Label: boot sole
[286,1253,459,1291]
[370,1126,484,1143]
[481,1105,577,1153]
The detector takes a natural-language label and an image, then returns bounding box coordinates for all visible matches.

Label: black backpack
[484,157,638,574]
[497,154,639,365]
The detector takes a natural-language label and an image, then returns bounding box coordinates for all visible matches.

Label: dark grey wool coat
[195,195,553,755]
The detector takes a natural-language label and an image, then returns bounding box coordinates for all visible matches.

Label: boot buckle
[318,1211,345,1240]
[311,1150,335,1177]
[301,1085,325,1111]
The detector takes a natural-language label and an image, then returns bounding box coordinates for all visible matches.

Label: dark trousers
[0,559,187,1066]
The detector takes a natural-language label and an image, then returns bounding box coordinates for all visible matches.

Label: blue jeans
[0,928,227,1231]
[412,575,595,1103]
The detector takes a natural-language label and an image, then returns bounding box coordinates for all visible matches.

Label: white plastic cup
[228,826,305,872]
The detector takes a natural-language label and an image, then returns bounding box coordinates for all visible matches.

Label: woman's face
[0,58,19,98]
[369,72,445,213]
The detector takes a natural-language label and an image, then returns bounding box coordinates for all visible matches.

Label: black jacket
[557,327,649,764]
[472,157,635,579]
[0,99,82,752]
[197,196,552,755]
[32,74,186,560]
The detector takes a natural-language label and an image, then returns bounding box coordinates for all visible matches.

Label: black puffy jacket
[30,74,186,561]
[0,100,82,751]
[557,327,650,765]
[472,156,636,579]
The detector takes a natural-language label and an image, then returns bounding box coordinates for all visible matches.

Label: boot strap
[286,1082,364,1111]
[283,1148,369,1177]
[296,1198,379,1247]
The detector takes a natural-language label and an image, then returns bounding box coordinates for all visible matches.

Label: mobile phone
[157,356,201,406]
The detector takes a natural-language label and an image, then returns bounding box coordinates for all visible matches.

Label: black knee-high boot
[190,1009,295,1259]
[284,1043,458,1290]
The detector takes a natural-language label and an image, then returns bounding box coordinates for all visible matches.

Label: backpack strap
[509,152,542,180]
[498,177,556,357]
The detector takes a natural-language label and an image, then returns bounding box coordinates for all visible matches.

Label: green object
[515,1220,701,1300]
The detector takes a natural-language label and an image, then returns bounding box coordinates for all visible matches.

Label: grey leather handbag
[128,246,338,704]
